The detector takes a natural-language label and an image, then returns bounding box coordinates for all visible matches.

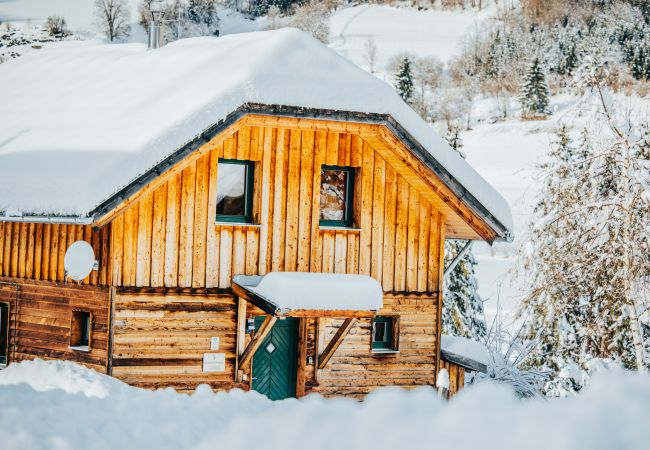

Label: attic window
[216,159,254,223]
[70,310,92,351]
[319,166,354,227]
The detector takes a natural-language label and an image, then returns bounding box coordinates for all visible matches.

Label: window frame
[70,310,92,351]
[319,165,355,228]
[215,158,255,224]
[371,315,400,352]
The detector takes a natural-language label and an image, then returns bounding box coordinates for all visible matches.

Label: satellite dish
[64,241,96,282]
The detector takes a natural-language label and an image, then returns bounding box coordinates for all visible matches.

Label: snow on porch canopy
[440,335,489,374]
[232,272,383,317]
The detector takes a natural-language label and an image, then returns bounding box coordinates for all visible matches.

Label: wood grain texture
[0,278,110,372]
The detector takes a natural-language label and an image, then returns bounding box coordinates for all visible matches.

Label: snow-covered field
[0,359,648,450]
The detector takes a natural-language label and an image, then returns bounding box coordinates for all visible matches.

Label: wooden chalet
[0,29,511,399]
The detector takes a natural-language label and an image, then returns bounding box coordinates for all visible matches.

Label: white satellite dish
[64,241,96,282]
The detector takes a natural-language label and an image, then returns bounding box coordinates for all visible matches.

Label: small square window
[372,316,399,352]
[70,310,91,350]
[216,159,254,223]
[319,166,354,227]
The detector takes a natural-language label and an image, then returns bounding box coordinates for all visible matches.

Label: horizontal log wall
[0,277,110,372]
[0,222,111,285]
[109,125,445,292]
[110,291,247,392]
[306,293,439,398]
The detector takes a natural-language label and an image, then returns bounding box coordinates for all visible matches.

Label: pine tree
[187,0,220,36]
[519,58,550,118]
[395,56,414,104]
[443,240,487,340]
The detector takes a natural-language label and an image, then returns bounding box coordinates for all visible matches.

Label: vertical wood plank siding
[0,223,110,285]
[106,126,445,291]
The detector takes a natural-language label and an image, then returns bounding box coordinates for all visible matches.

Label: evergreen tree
[443,240,487,340]
[187,0,220,36]
[395,56,414,104]
[519,58,550,118]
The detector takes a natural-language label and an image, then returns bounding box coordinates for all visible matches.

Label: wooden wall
[110,290,247,393]
[305,294,439,398]
[0,222,111,285]
[0,278,110,372]
[108,125,445,292]
[439,358,466,398]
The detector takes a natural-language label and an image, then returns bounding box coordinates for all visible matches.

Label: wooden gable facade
[0,114,498,398]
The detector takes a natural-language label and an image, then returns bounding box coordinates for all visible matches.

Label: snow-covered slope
[329,4,489,69]
[1,359,649,449]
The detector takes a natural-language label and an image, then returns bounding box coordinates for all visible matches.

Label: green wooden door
[251,317,298,400]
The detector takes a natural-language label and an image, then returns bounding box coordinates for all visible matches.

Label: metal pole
[443,240,473,280]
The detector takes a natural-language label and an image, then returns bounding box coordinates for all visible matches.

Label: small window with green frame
[319,165,355,227]
[372,316,399,352]
[216,159,255,223]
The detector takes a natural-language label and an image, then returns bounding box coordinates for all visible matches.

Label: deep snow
[1,359,650,450]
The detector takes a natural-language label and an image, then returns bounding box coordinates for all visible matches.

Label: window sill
[69,345,90,352]
[371,349,400,355]
[215,222,261,228]
[319,226,361,232]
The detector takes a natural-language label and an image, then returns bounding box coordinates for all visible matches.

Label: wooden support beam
[237,315,277,372]
[317,318,356,370]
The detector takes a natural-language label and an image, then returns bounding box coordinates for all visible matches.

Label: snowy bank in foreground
[1,360,649,450]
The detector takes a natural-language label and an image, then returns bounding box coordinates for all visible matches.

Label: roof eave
[85,103,511,241]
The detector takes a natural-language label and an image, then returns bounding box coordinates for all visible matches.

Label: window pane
[320,169,348,221]
[217,163,247,217]
[373,322,386,343]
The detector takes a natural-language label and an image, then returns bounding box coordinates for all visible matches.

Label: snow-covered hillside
[0,359,649,450]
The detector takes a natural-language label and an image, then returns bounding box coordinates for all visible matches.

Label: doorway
[251,316,298,400]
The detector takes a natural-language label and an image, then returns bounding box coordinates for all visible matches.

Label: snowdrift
[0,359,649,450]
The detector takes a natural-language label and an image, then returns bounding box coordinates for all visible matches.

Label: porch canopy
[440,335,489,374]
[232,272,383,318]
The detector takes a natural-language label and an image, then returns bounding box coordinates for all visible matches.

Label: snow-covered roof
[233,272,383,313]
[0,28,512,238]
[440,335,488,373]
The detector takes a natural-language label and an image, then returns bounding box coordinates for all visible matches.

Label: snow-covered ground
[329,4,489,68]
[1,359,649,449]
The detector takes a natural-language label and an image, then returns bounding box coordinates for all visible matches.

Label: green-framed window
[372,316,395,350]
[216,159,255,223]
[319,165,355,227]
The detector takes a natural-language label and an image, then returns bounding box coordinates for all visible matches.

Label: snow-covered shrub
[468,307,547,399]
[288,1,330,43]
[45,16,68,37]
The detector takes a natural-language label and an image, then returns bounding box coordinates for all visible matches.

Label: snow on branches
[517,89,650,393]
